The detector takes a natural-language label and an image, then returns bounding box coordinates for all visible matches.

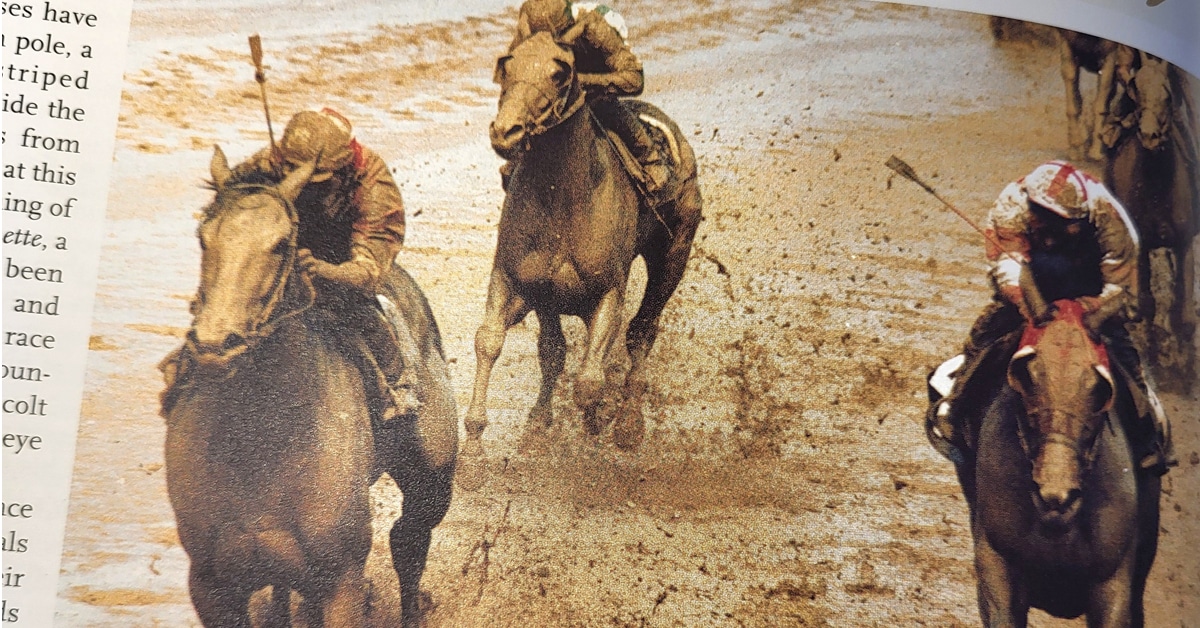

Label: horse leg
[391,465,454,628]
[1060,36,1086,161]
[260,585,292,628]
[319,569,367,628]
[617,198,701,450]
[188,564,253,628]
[531,309,566,428]
[1085,542,1137,627]
[576,288,625,428]
[464,268,531,447]
[973,524,1029,628]
[1087,51,1117,161]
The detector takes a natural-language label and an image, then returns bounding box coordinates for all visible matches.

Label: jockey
[942,160,1175,474]
[231,108,420,416]
[501,0,669,200]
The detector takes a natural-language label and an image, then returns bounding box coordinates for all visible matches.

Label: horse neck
[525,102,601,205]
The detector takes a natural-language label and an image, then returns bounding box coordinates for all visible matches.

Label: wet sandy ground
[56,1,1199,625]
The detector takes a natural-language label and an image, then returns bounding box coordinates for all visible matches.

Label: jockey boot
[1104,324,1177,475]
[361,307,421,420]
[1138,383,1177,475]
[593,99,669,203]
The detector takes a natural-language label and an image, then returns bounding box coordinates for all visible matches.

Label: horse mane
[199,169,286,222]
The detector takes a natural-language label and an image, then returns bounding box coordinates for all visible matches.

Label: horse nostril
[221,333,246,352]
[1039,486,1080,513]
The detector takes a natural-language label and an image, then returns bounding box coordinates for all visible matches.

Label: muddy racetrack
[57,1,1200,625]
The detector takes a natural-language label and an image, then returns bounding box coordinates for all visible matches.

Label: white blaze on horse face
[192,198,291,348]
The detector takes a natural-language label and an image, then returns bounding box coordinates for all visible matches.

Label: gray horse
[928,298,1160,627]
[462,32,702,464]
[1104,51,1199,386]
[163,147,457,627]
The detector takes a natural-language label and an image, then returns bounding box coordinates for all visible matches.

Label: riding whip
[248,34,279,162]
[885,155,1020,264]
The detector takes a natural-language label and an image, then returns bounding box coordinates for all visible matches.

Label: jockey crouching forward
[501,0,670,201]
[232,108,421,418]
[937,161,1175,474]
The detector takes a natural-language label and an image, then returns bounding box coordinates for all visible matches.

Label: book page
[2,1,133,625]
[2,1,1197,626]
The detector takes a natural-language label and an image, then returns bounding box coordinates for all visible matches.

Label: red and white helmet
[1020,161,1093,219]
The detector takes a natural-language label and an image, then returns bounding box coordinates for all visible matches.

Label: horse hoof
[582,405,606,436]
[574,376,605,410]
[528,403,554,429]
[455,439,489,491]
[613,401,645,451]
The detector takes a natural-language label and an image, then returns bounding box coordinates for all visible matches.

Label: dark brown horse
[929,299,1160,627]
[1104,51,1199,386]
[462,32,701,466]
[163,147,457,627]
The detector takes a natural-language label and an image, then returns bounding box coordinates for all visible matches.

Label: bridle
[497,51,588,144]
[184,184,315,366]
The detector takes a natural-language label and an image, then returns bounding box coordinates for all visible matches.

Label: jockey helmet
[1022,161,1090,219]
[278,109,355,182]
[525,0,574,36]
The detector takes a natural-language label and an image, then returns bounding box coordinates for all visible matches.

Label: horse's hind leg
[531,309,566,429]
[618,194,702,450]
[391,465,454,628]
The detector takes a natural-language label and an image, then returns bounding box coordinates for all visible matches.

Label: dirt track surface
[57,1,1200,626]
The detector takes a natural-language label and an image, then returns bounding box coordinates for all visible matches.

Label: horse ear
[493,55,511,85]
[277,159,316,204]
[211,145,233,189]
[1008,347,1036,397]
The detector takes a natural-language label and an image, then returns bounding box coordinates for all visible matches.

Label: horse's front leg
[1059,36,1086,161]
[576,287,624,427]
[464,268,531,444]
[1086,542,1137,627]
[1088,51,1118,161]
[460,268,529,489]
[973,523,1030,628]
[188,563,253,628]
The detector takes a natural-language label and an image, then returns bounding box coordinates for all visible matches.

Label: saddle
[927,318,1154,467]
[598,105,683,206]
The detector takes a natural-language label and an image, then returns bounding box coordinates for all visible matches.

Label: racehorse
[163,147,457,627]
[462,31,702,463]
[929,297,1160,627]
[1104,50,1199,387]
[1057,29,1119,162]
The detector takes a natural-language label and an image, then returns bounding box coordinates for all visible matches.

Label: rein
[183,184,315,362]
[511,76,587,140]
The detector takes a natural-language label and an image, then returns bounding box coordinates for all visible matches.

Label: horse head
[1127,51,1173,151]
[490,31,583,160]
[1007,300,1115,527]
[186,145,316,372]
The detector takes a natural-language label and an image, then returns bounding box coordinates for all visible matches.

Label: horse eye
[271,239,289,256]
